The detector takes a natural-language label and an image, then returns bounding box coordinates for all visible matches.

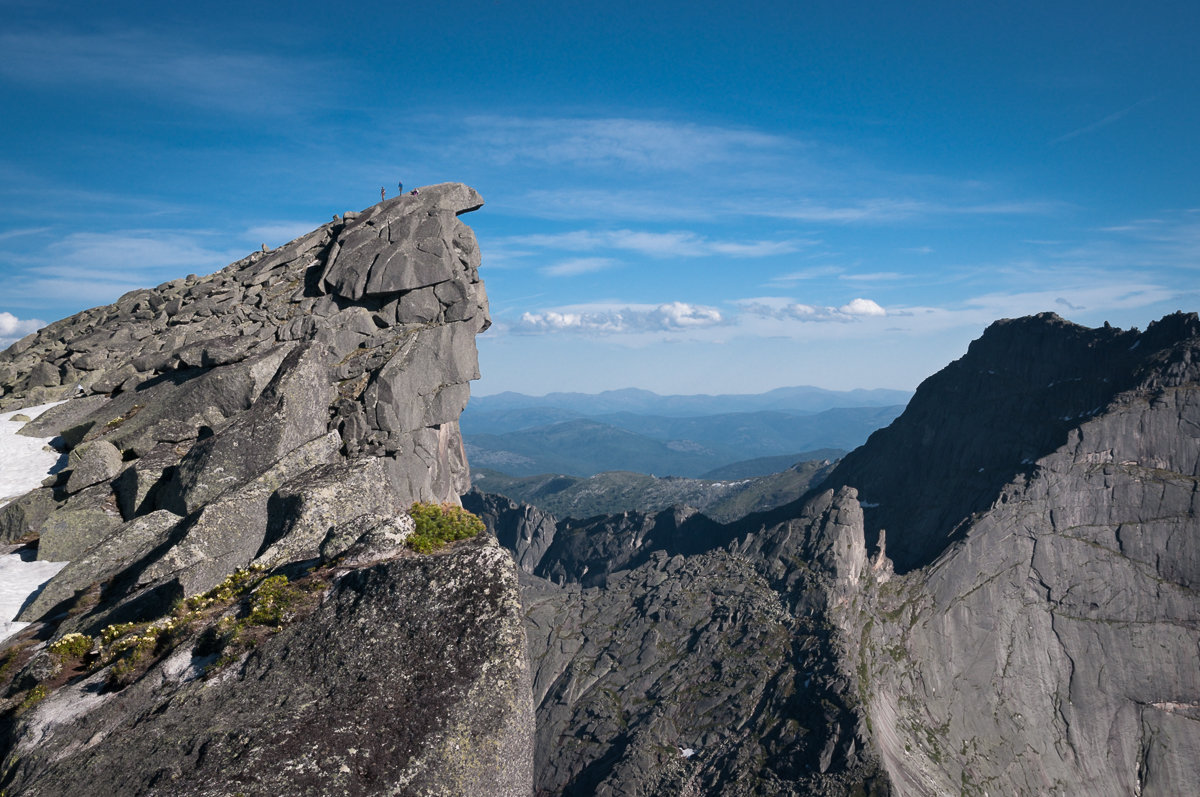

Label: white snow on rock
[1,401,67,508]
[1,548,67,642]
[0,401,70,643]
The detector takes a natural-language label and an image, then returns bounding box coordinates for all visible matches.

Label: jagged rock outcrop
[477,311,1199,796]
[0,184,488,596]
[474,490,889,795]
[0,185,535,796]
[825,312,1200,795]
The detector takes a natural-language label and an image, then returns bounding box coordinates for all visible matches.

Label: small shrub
[48,633,92,662]
[407,502,484,554]
[246,575,303,628]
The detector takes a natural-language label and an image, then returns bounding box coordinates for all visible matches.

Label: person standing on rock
[398,180,403,195]
[380,186,386,202]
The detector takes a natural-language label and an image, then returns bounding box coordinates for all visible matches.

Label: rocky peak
[0,186,534,796]
[821,310,1200,572]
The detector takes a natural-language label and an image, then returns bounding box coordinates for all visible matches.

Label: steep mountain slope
[822,313,1188,572]
[827,311,1200,794]
[0,185,533,796]
[475,311,1200,796]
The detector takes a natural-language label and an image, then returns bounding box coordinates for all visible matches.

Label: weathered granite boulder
[63,439,123,494]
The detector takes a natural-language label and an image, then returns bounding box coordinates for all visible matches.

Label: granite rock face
[1,186,535,796]
[474,489,890,795]
[824,312,1200,795]
[3,538,532,797]
[0,184,488,591]
[476,312,1199,796]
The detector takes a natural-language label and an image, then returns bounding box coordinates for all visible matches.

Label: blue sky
[1,0,1197,395]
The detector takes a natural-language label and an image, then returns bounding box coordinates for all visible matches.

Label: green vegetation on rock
[407,502,485,553]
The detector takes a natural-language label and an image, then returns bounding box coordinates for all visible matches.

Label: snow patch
[0,401,71,643]
[0,549,66,642]
[0,401,68,508]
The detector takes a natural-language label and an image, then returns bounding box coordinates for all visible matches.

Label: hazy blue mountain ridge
[462,403,904,477]
[466,385,911,418]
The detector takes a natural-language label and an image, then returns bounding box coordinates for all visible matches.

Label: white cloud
[738,297,887,322]
[515,302,724,334]
[840,298,887,316]
[541,257,619,277]
[0,312,44,349]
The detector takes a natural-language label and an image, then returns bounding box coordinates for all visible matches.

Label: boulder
[253,457,402,568]
[35,483,123,562]
[64,439,123,494]
[17,510,183,622]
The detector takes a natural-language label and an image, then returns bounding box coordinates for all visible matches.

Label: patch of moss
[103,403,143,430]
[17,684,48,713]
[407,502,484,554]
[245,575,305,628]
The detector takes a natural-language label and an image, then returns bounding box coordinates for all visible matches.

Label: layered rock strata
[0,185,535,796]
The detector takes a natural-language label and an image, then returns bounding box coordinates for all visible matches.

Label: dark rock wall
[822,312,1186,573]
[3,538,532,797]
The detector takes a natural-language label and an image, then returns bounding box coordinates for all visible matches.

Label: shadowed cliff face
[822,312,1198,573]
[0,185,535,797]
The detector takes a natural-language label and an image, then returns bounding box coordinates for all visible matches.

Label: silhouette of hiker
[398,181,403,195]
[380,186,386,202]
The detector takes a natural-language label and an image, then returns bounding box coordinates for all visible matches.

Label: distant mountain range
[466,385,912,418]
[461,387,909,477]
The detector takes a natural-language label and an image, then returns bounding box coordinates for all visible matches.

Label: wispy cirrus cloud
[2,229,248,310]
[459,115,796,172]
[503,229,807,259]
[1050,97,1155,145]
[0,29,331,114]
[541,257,619,277]
[245,222,327,247]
